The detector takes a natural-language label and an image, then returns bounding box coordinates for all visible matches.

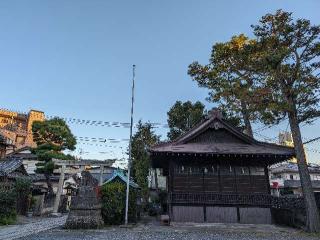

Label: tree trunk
[288,103,320,232]
[240,100,253,138]
[45,173,54,197]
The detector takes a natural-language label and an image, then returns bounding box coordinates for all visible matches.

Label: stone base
[50,212,62,218]
[65,209,103,229]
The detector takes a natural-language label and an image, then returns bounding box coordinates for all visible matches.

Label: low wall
[272,208,306,228]
[271,195,320,229]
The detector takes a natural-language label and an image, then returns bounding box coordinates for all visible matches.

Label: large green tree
[131,121,160,202]
[189,9,320,232]
[188,35,265,137]
[167,100,242,140]
[32,118,76,195]
[167,101,206,140]
[249,10,320,232]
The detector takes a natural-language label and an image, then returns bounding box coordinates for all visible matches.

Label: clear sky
[0,0,319,165]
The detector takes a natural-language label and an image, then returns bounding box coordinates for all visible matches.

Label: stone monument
[65,171,103,229]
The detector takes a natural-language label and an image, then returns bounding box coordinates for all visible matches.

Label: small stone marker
[160,214,170,226]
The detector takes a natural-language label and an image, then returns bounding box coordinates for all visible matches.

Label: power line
[253,118,286,134]
[0,108,169,129]
[303,136,320,145]
[0,128,130,145]
[46,115,169,128]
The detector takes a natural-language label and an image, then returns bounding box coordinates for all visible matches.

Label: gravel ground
[0,215,67,240]
[20,225,320,240]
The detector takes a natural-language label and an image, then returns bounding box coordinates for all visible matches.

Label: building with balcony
[270,162,320,196]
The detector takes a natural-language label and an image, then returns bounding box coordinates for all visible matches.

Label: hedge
[0,189,17,225]
[101,182,137,225]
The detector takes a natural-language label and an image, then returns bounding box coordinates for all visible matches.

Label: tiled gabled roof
[0,158,28,178]
[103,169,140,189]
[150,109,295,157]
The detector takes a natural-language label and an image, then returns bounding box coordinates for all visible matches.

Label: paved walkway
[0,215,67,240]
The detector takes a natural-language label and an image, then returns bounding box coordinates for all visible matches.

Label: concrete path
[0,215,67,240]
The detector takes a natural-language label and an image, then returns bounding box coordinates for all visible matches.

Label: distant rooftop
[271,162,320,174]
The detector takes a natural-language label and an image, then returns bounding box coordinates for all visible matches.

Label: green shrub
[101,182,137,225]
[14,177,32,214]
[0,189,17,225]
[14,177,32,193]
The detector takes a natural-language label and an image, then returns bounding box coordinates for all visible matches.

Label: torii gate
[52,159,115,215]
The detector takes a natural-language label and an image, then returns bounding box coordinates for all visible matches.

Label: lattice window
[203,164,219,175]
[235,166,250,175]
[250,166,265,176]
[220,165,234,175]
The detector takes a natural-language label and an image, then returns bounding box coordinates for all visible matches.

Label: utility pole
[125,65,135,225]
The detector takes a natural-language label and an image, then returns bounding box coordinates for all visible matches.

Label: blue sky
[0,1,319,165]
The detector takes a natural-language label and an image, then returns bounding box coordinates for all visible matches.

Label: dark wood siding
[171,162,268,195]
[204,175,219,192]
[172,206,204,222]
[206,207,238,223]
[239,207,271,224]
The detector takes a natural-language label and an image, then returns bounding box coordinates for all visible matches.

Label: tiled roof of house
[271,162,320,174]
[5,147,37,160]
[0,158,28,178]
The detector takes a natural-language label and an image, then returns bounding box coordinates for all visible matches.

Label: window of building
[250,166,265,176]
[312,175,320,180]
[15,136,25,145]
[235,166,250,175]
[220,165,234,175]
[174,165,188,174]
[204,164,219,175]
[290,174,294,180]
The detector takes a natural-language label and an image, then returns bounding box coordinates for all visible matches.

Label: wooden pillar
[53,164,65,214]
[202,166,206,222]
[233,164,241,223]
[218,159,222,192]
[99,165,104,186]
[264,165,271,194]
[169,160,174,219]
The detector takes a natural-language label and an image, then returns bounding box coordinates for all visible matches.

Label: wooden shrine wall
[171,162,269,194]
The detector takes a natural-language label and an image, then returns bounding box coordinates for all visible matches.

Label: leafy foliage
[32,118,76,150]
[247,10,320,232]
[131,121,160,201]
[14,178,32,212]
[101,182,137,225]
[167,101,206,140]
[188,35,263,137]
[189,9,320,232]
[167,100,242,139]
[0,189,16,225]
[250,10,320,125]
[14,177,32,193]
[32,118,76,194]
